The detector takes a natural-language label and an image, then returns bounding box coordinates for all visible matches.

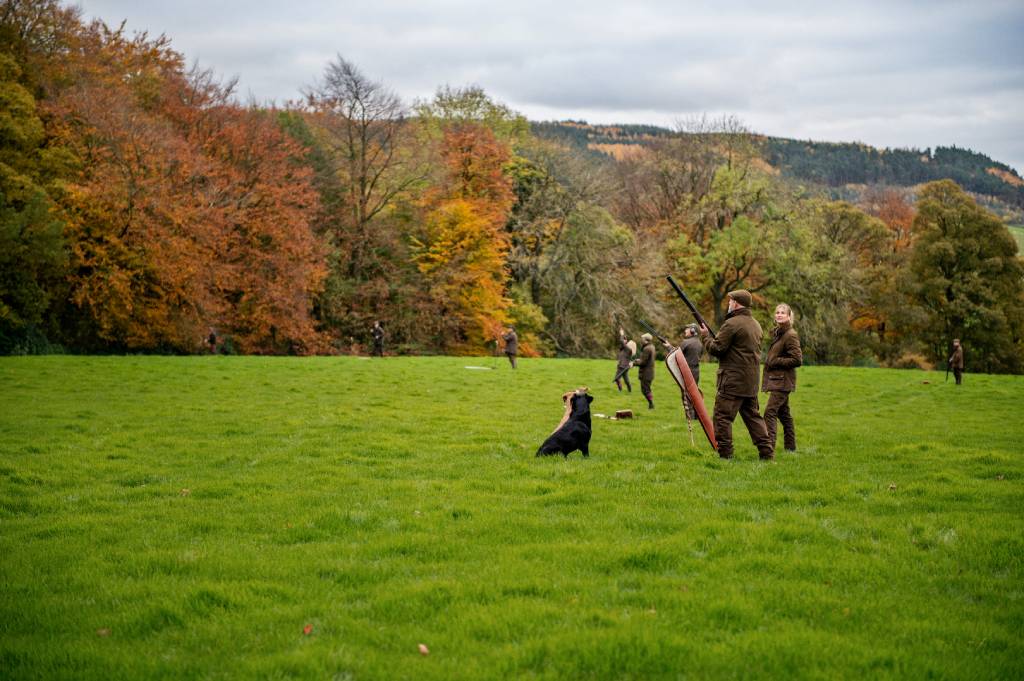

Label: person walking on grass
[948,338,965,385]
[614,327,636,392]
[371,321,385,357]
[762,303,802,453]
[636,333,656,409]
[502,326,518,369]
[700,290,774,461]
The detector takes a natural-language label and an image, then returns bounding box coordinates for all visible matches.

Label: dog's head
[565,387,593,415]
[562,386,591,403]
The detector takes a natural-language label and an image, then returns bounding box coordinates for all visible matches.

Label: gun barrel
[637,319,669,346]
[666,275,716,339]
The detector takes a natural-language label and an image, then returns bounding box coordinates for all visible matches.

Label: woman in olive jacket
[762,303,803,451]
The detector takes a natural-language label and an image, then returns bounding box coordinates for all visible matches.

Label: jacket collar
[770,321,791,345]
[726,307,752,320]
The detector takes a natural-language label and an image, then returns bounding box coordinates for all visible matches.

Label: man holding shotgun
[613,327,636,392]
[698,290,775,461]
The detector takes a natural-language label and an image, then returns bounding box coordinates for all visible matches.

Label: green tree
[0,52,70,352]
[766,199,891,365]
[666,161,779,327]
[415,85,529,146]
[534,203,635,355]
[907,180,1024,373]
[301,56,427,350]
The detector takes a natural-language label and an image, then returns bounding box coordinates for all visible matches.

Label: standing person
[700,290,774,460]
[502,326,518,369]
[614,327,636,392]
[371,321,385,357]
[661,324,703,417]
[636,333,657,409]
[762,303,802,452]
[679,324,703,418]
[206,328,217,354]
[948,338,965,385]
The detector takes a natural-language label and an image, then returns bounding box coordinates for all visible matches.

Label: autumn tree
[612,116,778,331]
[30,14,325,353]
[907,180,1024,373]
[666,163,780,327]
[0,44,75,349]
[767,199,891,364]
[411,121,514,352]
[533,203,636,355]
[855,186,918,359]
[415,84,529,145]
[301,56,426,347]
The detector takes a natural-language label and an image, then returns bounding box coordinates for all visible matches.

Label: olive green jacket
[761,322,802,393]
[701,308,763,397]
[636,341,656,382]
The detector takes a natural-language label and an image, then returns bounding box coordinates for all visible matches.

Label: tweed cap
[728,289,752,307]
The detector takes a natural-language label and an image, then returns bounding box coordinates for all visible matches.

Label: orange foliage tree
[411,123,514,352]
[40,18,325,353]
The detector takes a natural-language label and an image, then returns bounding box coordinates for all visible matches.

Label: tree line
[2,1,1023,372]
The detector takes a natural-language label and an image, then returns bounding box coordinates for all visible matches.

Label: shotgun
[637,319,670,346]
[666,275,716,339]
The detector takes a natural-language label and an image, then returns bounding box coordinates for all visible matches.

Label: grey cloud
[78,0,1024,171]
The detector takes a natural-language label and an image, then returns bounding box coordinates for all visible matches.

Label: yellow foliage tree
[411,199,510,352]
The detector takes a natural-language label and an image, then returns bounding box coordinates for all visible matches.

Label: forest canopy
[2,0,1023,372]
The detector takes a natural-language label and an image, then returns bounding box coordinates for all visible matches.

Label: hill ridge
[531,120,1024,217]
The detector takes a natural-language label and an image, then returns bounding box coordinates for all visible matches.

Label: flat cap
[728,289,752,307]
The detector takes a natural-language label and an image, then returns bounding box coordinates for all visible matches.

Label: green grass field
[1,356,1022,679]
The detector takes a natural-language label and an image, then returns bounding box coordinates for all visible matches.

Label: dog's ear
[585,394,594,404]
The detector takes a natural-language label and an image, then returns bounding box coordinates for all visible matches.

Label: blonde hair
[775,303,794,322]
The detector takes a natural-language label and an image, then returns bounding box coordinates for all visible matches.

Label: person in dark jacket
[948,339,964,385]
[662,324,703,418]
[700,290,774,460]
[680,324,703,418]
[635,333,657,409]
[614,327,637,392]
[371,321,385,357]
[680,324,702,384]
[502,326,518,369]
[762,303,802,452]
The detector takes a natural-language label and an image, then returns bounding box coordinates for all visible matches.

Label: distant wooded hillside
[532,121,1024,212]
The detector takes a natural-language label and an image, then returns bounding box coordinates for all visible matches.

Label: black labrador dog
[536,388,593,458]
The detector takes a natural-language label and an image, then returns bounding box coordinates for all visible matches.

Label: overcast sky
[79,0,1024,173]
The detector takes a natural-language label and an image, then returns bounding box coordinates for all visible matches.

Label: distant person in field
[206,328,217,354]
[371,321,385,357]
[502,326,518,369]
[700,289,774,460]
[636,332,657,409]
[948,338,964,385]
[762,303,803,452]
[614,327,636,392]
